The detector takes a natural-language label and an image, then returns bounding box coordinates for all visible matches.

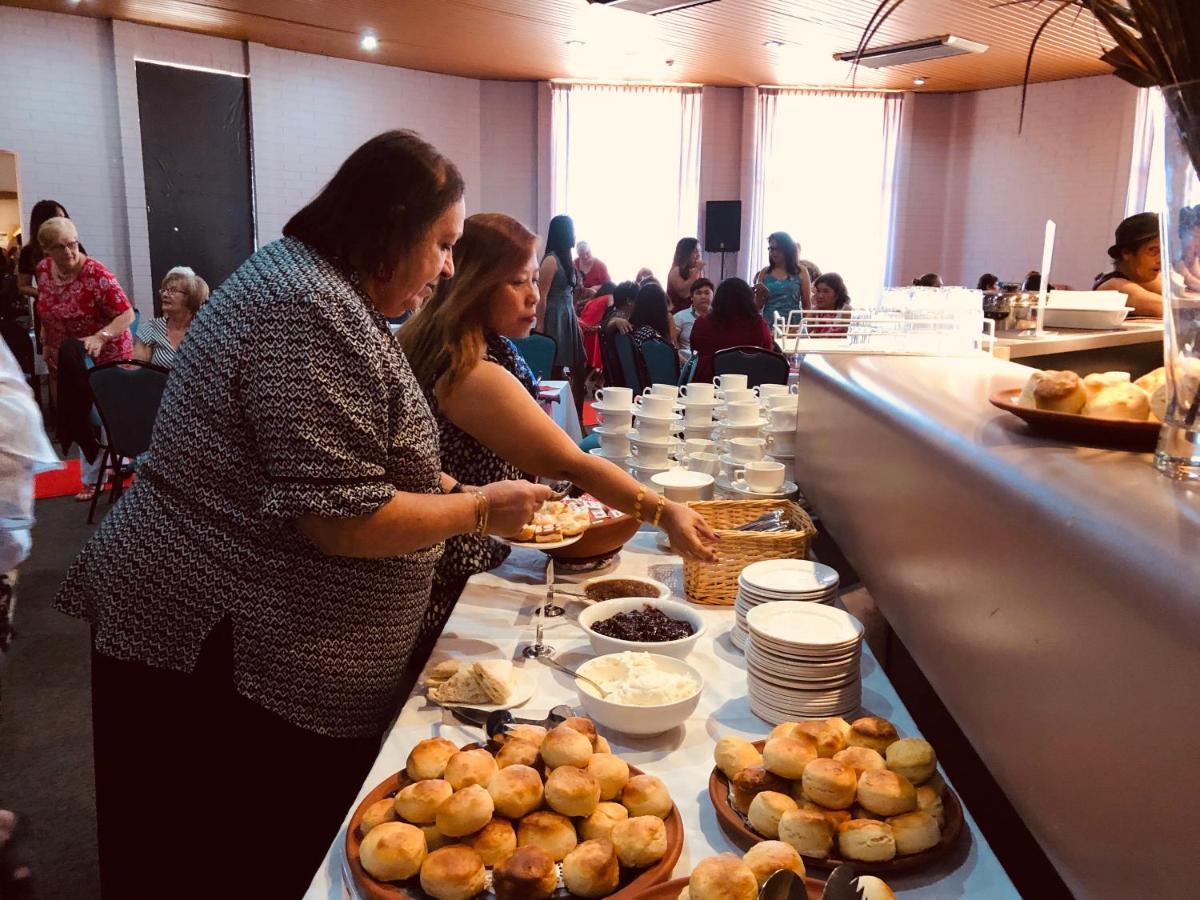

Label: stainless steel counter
[993,320,1164,377]
[792,352,1200,900]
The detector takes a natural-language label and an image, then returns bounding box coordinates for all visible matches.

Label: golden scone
[360,821,427,882]
[799,800,851,829]
[419,845,487,900]
[505,724,548,748]
[488,764,545,820]
[561,716,599,749]
[1085,383,1151,420]
[621,773,673,819]
[541,724,593,769]
[464,817,516,866]
[825,717,852,741]
[1022,370,1086,413]
[834,746,887,778]
[801,758,856,810]
[886,738,937,785]
[743,840,806,885]
[517,810,578,861]
[435,784,494,837]
[850,804,884,822]
[747,790,797,839]
[545,765,601,817]
[1135,367,1166,395]
[493,845,558,900]
[496,739,540,769]
[731,785,755,815]
[793,720,846,758]
[562,839,621,899]
[1082,370,1131,401]
[689,854,758,900]
[420,824,455,852]
[732,766,791,799]
[444,748,499,791]
[579,801,629,842]
[762,734,819,780]
[847,717,899,755]
[857,769,917,817]
[360,798,397,835]
[714,736,763,779]
[587,753,630,801]
[854,875,896,900]
[778,808,834,858]
[611,815,668,867]
[678,887,691,900]
[394,779,453,824]
[406,737,459,781]
[916,785,945,829]
[595,735,612,754]
[888,810,940,855]
[767,722,800,741]
[837,820,896,863]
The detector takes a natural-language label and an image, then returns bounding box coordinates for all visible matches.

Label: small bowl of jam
[578,597,706,659]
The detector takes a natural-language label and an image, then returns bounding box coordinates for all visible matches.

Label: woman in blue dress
[536,214,587,414]
[753,231,811,327]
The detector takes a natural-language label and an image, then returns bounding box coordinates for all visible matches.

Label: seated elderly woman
[1093,212,1163,317]
[688,277,775,384]
[133,267,210,368]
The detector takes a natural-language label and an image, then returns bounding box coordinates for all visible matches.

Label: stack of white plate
[733,559,839,649]
[744,601,863,723]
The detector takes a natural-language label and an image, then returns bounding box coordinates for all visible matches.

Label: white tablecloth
[304,533,1016,899]
[539,379,583,443]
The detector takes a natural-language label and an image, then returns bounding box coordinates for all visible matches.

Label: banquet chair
[512,333,557,381]
[713,346,790,389]
[678,354,698,386]
[86,360,170,523]
[639,338,679,387]
[611,333,644,395]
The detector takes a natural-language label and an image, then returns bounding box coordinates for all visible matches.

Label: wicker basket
[683,500,817,606]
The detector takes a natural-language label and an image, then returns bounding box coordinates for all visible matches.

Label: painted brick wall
[480,81,538,231]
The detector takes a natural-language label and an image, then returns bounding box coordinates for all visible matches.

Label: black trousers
[91,622,381,900]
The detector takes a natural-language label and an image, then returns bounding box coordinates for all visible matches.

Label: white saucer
[719,417,770,430]
[627,458,676,474]
[627,430,679,446]
[592,424,632,437]
[728,478,798,498]
[635,411,685,426]
[589,447,630,461]
[746,602,864,649]
[742,559,839,593]
[592,402,636,414]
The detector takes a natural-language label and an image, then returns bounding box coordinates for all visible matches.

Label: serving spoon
[536,655,609,698]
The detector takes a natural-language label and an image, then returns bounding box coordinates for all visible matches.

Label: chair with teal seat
[512,333,557,381]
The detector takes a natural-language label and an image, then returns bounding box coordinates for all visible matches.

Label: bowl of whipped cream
[573,651,703,735]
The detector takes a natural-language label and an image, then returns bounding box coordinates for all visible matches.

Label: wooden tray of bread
[990,388,1159,451]
[707,719,964,876]
[629,874,823,900]
[347,721,683,900]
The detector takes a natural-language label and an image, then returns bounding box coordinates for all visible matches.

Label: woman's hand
[660,501,719,562]
[479,480,554,538]
[82,332,108,358]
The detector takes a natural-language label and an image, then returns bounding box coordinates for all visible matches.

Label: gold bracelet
[480,492,490,535]
[652,495,666,527]
[469,490,488,536]
[633,486,647,522]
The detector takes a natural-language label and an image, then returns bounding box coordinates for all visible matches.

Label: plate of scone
[346,718,684,900]
[627,842,832,900]
[507,500,593,550]
[707,717,964,875]
[425,660,536,712]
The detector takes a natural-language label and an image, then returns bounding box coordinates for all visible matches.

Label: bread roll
[621,773,673,819]
[420,823,455,852]
[886,738,936,786]
[1150,383,1169,422]
[834,746,887,778]
[435,784,495,838]
[360,821,427,882]
[394,779,453,825]
[850,804,885,822]
[732,766,791,799]
[517,810,577,861]
[562,839,621,898]
[360,798,397,835]
[545,765,601,817]
[762,735,819,780]
[541,724,593,769]
[857,769,917,817]
[854,875,896,900]
[689,854,758,900]
[406,737,459,781]
[496,739,540,770]
[793,720,846,758]
[595,735,612,754]
[463,817,516,866]
[742,840,806,886]
[678,887,691,900]
[1083,370,1131,400]
[1135,367,1166,395]
[801,758,856,810]
[488,764,544,820]
[419,845,487,900]
[798,800,851,829]
[579,801,629,842]
[493,846,558,900]
[444,748,498,791]
[825,717,852,741]
[714,736,763,779]
[587,753,630,801]
[916,785,945,829]
[1020,370,1086,413]
[731,785,756,815]
[561,716,599,749]
[836,819,896,862]
[767,722,800,741]
[611,815,668,867]
[778,808,834,859]
[888,810,940,855]
[504,724,548,748]
[747,791,797,839]
[1085,383,1151,421]
[847,717,899,755]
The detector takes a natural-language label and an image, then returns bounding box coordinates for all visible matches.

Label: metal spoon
[537,656,609,698]
[484,704,574,741]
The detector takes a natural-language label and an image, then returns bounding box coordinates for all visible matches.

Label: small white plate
[430,668,536,711]
[742,559,839,594]
[746,602,864,648]
[505,532,584,551]
[592,402,636,414]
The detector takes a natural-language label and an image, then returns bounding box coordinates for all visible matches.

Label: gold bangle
[469,490,488,536]
[652,495,666,528]
[480,492,490,535]
[633,486,647,522]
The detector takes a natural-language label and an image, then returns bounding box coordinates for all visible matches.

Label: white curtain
[550,83,703,282]
[1126,87,1166,217]
[747,89,903,307]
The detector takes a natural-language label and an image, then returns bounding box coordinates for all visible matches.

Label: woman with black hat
[1093,212,1163,317]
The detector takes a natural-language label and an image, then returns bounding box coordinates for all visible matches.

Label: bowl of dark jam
[577,597,706,659]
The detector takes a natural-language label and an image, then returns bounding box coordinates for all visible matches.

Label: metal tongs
[733,509,793,533]
[445,704,574,741]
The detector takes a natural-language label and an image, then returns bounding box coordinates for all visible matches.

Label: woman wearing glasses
[132,266,210,368]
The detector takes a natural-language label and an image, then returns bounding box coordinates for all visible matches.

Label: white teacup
[683,438,717,457]
[595,386,633,408]
[651,469,714,502]
[714,374,748,392]
[684,424,716,443]
[636,417,678,440]
[718,388,758,405]
[630,440,671,467]
[767,407,797,430]
[683,451,720,477]
[684,403,716,425]
[633,393,675,417]
[729,437,766,462]
[765,427,796,456]
[596,429,631,458]
[725,400,761,425]
[766,394,799,411]
[736,460,786,493]
[757,384,794,403]
[680,382,716,402]
[597,409,633,431]
[644,383,680,399]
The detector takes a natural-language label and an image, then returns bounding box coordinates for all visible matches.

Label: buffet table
[791,353,1200,900]
[992,319,1163,376]
[304,532,1016,899]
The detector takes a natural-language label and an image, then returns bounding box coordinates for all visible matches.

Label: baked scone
[1135,367,1166,395]
[406,737,459,781]
[394,779,453,825]
[545,765,601,818]
[563,839,621,898]
[801,758,856,810]
[517,810,577,861]
[444,748,499,791]
[1085,383,1151,421]
[834,746,887,778]
[778,808,834,858]
[425,659,462,687]
[747,790,797,839]
[850,804,885,822]
[504,724,548,748]
[793,720,846,758]
[587,753,630,801]
[886,738,937,785]
[579,801,629,842]
[714,736,763,779]
[360,797,397,835]
[1018,370,1086,413]
[888,810,940,855]
[464,817,516,866]
[837,819,896,863]
[857,769,917,817]
[419,823,455,852]
[595,735,612,753]
[854,875,897,900]
[798,800,851,829]
[621,773,673,819]
[732,766,791,800]
[429,667,491,705]
[488,764,545,819]
[493,846,558,900]
[847,717,899,755]
[473,660,515,705]
[824,717,852,742]
[1082,370,1131,401]
[767,722,801,741]
[360,821,427,882]
[561,716,599,749]
[496,739,540,770]
[1150,383,1169,422]
[541,724,593,769]
[762,735,819,780]
[420,845,487,900]
[689,854,758,900]
[611,815,668,867]
[435,784,495,838]
[742,840,806,885]
[916,785,945,829]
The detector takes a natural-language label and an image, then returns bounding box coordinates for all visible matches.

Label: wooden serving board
[707,741,965,875]
[626,875,824,900]
[989,387,1159,452]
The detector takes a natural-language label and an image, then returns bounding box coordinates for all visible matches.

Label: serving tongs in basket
[733,509,793,533]
[445,703,575,741]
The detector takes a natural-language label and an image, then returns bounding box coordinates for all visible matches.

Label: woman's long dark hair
[545,215,576,287]
[814,273,851,309]
[710,277,758,325]
[25,200,85,264]
[672,237,700,277]
[630,282,671,340]
[767,231,800,277]
[284,130,464,280]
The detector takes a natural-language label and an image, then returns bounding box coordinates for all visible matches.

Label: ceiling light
[763,40,784,49]
[360,32,379,52]
[913,77,927,86]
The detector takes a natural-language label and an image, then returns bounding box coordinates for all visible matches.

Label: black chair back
[611,333,644,395]
[88,360,170,459]
[712,346,790,389]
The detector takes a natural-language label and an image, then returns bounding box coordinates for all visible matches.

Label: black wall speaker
[704,200,741,253]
